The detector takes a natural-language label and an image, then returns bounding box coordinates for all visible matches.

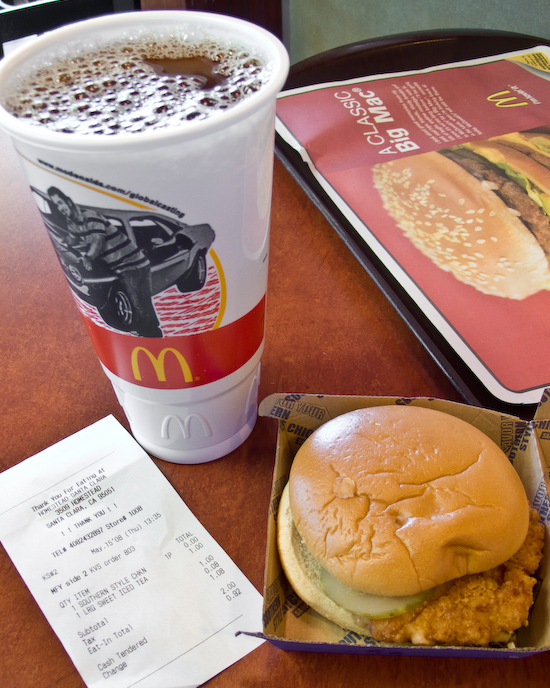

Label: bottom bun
[278,483,545,646]
[277,483,372,636]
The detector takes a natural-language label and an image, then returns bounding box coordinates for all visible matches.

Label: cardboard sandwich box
[253,392,550,658]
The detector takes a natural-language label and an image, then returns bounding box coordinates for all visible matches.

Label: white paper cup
[0,11,289,463]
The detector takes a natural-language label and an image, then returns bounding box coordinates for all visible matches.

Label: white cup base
[133,407,257,464]
[102,352,262,464]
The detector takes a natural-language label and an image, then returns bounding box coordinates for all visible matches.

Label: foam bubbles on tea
[4,32,270,135]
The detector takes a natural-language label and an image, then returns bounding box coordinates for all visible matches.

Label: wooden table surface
[0,127,547,687]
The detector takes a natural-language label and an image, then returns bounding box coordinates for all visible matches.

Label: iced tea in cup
[0,12,289,463]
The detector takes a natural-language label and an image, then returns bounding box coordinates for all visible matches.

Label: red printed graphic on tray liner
[277,59,550,171]
[276,56,550,395]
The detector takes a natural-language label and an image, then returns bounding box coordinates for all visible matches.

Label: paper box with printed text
[252,393,550,658]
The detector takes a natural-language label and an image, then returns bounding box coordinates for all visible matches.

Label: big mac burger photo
[277,405,545,646]
[372,128,550,300]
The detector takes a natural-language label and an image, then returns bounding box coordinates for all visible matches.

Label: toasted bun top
[372,151,550,299]
[288,405,529,597]
[277,482,373,636]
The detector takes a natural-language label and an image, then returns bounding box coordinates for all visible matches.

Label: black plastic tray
[275,29,550,420]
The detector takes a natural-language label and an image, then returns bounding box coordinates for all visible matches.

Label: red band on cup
[82,296,265,389]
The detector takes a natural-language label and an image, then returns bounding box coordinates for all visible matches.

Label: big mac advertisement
[276,48,550,406]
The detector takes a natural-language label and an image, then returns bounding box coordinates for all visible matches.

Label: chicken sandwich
[277,405,544,646]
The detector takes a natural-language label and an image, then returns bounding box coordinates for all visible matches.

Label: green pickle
[320,568,436,619]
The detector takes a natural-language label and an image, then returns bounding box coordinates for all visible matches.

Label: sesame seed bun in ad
[372,130,550,300]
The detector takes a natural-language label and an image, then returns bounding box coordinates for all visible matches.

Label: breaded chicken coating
[355,507,545,646]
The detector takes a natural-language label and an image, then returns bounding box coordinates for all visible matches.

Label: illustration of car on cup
[31,187,215,334]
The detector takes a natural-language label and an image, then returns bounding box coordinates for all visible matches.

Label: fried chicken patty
[354,506,545,646]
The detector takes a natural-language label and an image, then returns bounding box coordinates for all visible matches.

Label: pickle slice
[320,568,435,619]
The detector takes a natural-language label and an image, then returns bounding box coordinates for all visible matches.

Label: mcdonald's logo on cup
[161,414,213,440]
[131,347,194,383]
[84,296,266,389]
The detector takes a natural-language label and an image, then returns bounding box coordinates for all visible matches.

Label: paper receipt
[0,416,264,688]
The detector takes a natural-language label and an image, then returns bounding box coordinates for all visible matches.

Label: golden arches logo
[161,414,213,439]
[487,90,528,108]
[131,347,193,382]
